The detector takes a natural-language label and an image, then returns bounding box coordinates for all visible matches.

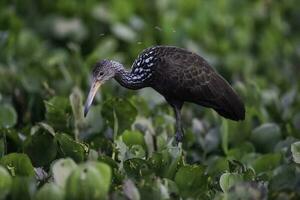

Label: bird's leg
[172,104,184,143]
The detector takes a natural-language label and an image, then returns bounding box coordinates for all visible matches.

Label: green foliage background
[0,0,300,199]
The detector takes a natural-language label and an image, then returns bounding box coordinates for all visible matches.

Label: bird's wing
[160,53,245,120]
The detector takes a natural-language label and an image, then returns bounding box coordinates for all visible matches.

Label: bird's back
[132,46,245,121]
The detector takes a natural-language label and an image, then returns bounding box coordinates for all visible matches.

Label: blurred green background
[0,0,300,199]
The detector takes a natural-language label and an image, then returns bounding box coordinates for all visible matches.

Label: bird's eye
[99,72,104,76]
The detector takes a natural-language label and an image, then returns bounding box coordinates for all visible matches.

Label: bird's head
[84,59,119,117]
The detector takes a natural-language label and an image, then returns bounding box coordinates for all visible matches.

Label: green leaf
[0,104,17,128]
[45,96,73,132]
[34,183,65,200]
[219,172,244,192]
[56,133,88,162]
[10,177,36,200]
[121,130,145,148]
[291,141,300,164]
[148,147,183,179]
[124,158,152,179]
[101,98,137,135]
[206,156,229,177]
[65,162,111,200]
[174,165,208,198]
[0,166,12,200]
[252,153,282,174]
[251,123,281,153]
[51,158,77,188]
[227,142,255,160]
[24,124,57,167]
[0,153,34,176]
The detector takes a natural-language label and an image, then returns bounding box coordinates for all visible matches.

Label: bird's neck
[113,62,145,90]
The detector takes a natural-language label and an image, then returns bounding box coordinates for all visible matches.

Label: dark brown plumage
[84,46,245,143]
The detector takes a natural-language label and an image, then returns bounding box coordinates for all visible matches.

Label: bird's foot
[175,131,184,144]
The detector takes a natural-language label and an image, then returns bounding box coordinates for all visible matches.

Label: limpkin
[84,46,245,143]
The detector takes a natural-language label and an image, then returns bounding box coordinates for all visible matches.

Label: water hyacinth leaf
[10,177,36,200]
[227,142,255,160]
[148,147,183,178]
[124,158,152,179]
[23,125,57,167]
[269,165,300,192]
[252,153,282,174]
[34,183,65,200]
[56,133,88,162]
[291,141,300,164]
[0,166,12,200]
[0,153,34,176]
[45,96,73,132]
[122,130,145,148]
[51,158,77,188]
[174,165,208,198]
[206,156,229,177]
[219,172,244,192]
[65,162,111,200]
[128,145,146,159]
[101,98,137,135]
[251,123,281,153]
[98,155,118,169]
[0,104,17,128]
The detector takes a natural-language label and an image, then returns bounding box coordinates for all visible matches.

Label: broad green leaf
[121,130,145,148]
[65,162,111,200]
[175,165,208,198]
[252,153,282,174]
[0,153,34,176]
[251,123,281,153]
[24,124,57,167]
[0,104,17,128]
[124,158,152,179]
[45,96,73,132]
[0,166,12,200]
[56,133,88,162]
[227,142,255,160]
[101,98,137,135]
[51,158,77,188]
[291,141,300,164]
[206,156,229,177]
[219,172,244,192]
[148,147,183,179]
[34,183,65,200]
[269,165,300,192]
[10,177,36,200]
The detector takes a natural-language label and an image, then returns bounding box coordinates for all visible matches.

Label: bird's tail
[211,76,245,121]
[198,73,245,121]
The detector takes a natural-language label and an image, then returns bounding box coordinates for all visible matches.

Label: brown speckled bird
[84,46,245,143]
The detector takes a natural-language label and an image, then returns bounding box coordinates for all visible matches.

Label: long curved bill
[84,80,101,117]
